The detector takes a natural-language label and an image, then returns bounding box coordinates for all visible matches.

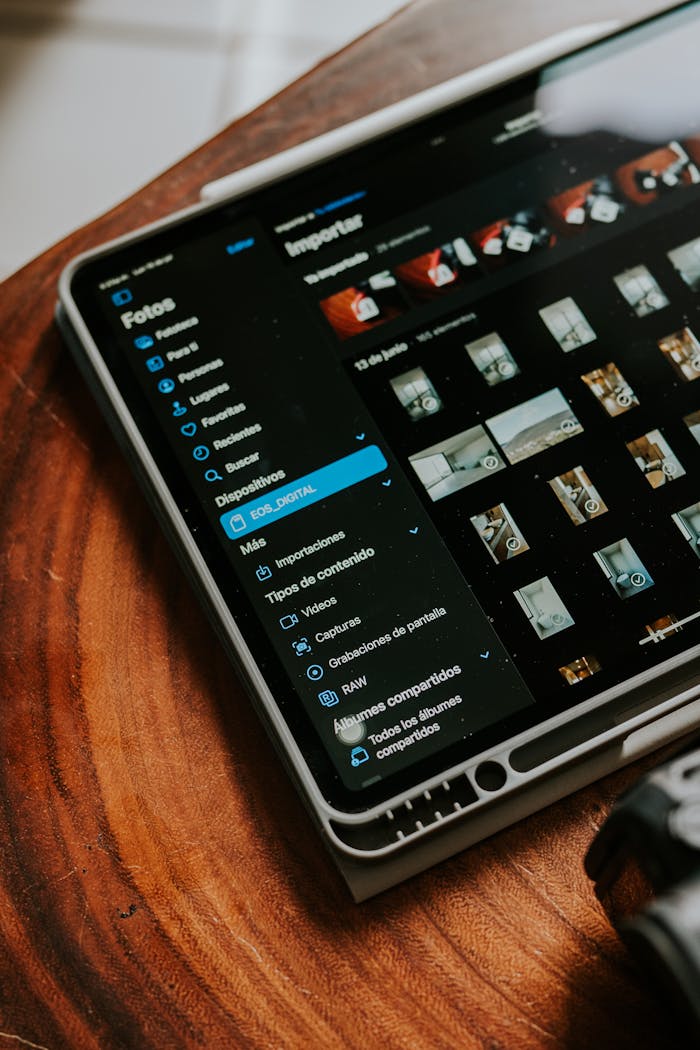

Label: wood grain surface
[0,1,691,1047]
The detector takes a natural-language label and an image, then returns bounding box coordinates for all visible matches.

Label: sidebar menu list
[112,226,534,790]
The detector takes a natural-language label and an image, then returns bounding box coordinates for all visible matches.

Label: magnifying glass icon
[204,468,223,482]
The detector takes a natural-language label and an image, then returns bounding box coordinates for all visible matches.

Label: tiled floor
[0,0,406,279]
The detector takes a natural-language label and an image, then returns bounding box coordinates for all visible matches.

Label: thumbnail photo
[465,332,520,387]
[548,465,608,525]
[469,503,529,563]
[657,327,700,382]
[684,408,700,445]
[626,429,686,488]
[394,238,479,302]
[659,325,700,384]
[614,141,700,205]
[667,235,700,292]
[514,576,574,640]
[672,501,700,559]
[538,297,596,352]
[581,362,639,417]
[389,366,443,421]
[558,654,602,686]
[319,270,407,340]
[593,537,654,599]
[409,425,505,502]
[486,387,583,466]
[613,265,669,317]
[470,208,554,270]
[547,175,624,234]
[644,613,682,644]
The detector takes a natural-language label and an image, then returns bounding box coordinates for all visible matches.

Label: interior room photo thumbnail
[465,332,520,386]
[538,296,596,352]
[672,501,700,558]
[613,264,669,317]
[470,503,529,563]
[514,576,574,640]
[409,425,504,501]
[626,429,686,487]
[548,465,607,525]
[593,538,654,599]
[668,234,700,291]
[390,366,443,421]
[657,327,700,381]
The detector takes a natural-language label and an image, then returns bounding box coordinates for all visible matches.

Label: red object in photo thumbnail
[394,247,460,303]
[546,175,623,234]
[470,210,555,269]
[615,141,700,205]
[319,279,406,341]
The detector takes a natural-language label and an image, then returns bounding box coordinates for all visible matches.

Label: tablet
[58,2,700,899]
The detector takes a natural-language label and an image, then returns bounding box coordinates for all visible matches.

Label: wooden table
[0,1,690,1046]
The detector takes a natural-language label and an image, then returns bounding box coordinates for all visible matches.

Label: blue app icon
[158,378,175,394]
[134,334,154,350]
[172,401,187,417]
[306,664,324,681]
[318,690,339,707]
[279,613,298,630]
[146,355,164,373]
[111,288,132,307]
[350,746,370,767]
[180,422,197,437]
[192,445,210,461]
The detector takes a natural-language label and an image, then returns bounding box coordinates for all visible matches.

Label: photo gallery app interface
[87,8,700,794]
[300,131,700,711]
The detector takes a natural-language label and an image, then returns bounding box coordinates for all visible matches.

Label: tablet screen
[68,2,700,810]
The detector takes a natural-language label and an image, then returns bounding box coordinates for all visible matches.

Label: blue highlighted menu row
[219,445,388,539]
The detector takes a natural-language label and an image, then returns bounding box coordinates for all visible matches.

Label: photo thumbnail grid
[386,283,681,416]
[318,137,700,343]
[354,219,700,689]
[402,355,697,653]
[330,119,700,703]
[383,221,700,492]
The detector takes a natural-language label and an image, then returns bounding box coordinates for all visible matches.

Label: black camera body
[586,745,700,1035]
